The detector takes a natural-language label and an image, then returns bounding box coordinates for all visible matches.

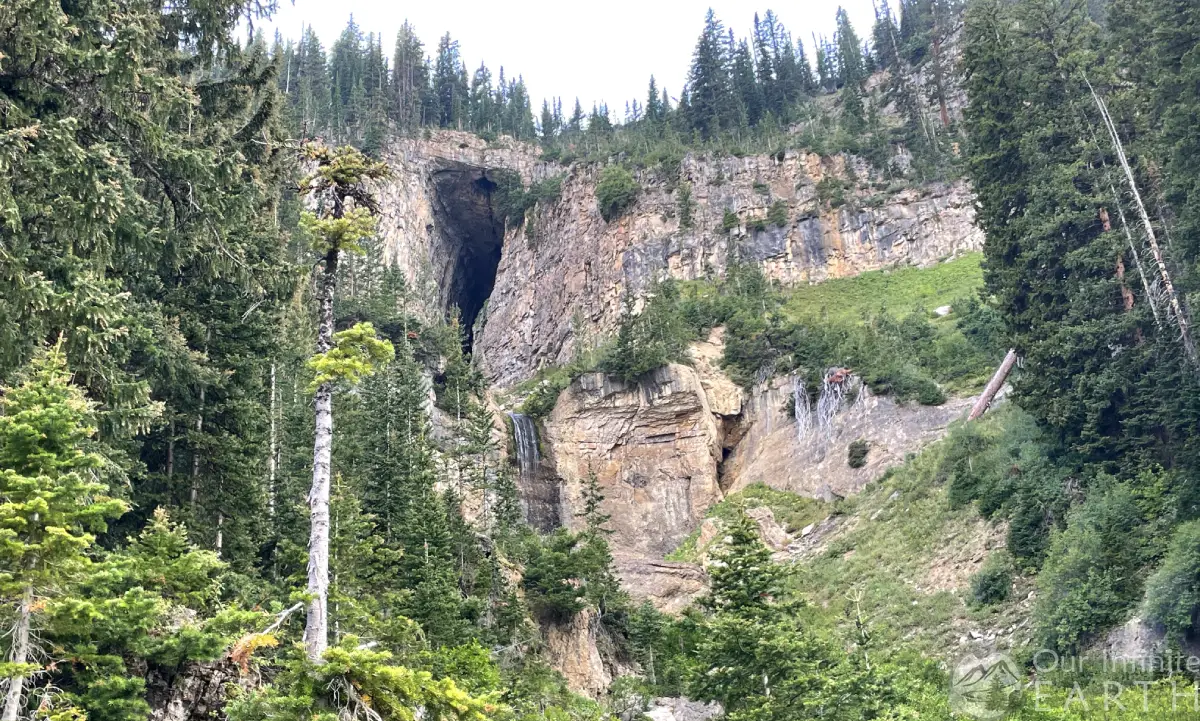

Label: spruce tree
[391,21,429,130]
[686,9,737,138]
[0,347,127,721]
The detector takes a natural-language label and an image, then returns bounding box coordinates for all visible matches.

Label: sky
[252,0,894,115]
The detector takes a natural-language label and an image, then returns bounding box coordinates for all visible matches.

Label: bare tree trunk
[268,363,277,519]
[166,419,175,478]
[1085,75,1196,363]
[931,14,951,128]
[1,586,32,721]
[305,247,339,663]
[190,385,204,511]
[969,349,1018,421]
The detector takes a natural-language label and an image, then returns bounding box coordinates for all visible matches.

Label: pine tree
[0,346,127,721]
[391,21,429,130]
[836,7,867,131]
[297,144,393,662]
[645,76,663,125]
[433,33,468,128]
[686,9,737,138]
[731,39,764,126]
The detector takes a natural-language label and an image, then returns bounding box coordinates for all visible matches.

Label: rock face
[477,151,981,387]
[724,375,971,498]
[644,697,723,721]
[542,365,725,558]
[542,607,629,699]
[146,660,256,721]
[613,553,709,615]
[373,130,554,321]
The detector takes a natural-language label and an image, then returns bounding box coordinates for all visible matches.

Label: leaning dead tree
[1085,74,1196,363]
[969,349,1018,421]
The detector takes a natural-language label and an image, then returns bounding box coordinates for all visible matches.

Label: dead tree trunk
[304,245,339,663]
[969,349,1018,421]
[1,586,32,721]
[1085,75,1195,363]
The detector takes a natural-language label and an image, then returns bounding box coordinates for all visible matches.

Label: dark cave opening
[430,163,505,353]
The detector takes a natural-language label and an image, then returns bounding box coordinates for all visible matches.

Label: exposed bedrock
[476,152,982,388]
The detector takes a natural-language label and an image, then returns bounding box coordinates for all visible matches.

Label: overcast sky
[253,1,894,114]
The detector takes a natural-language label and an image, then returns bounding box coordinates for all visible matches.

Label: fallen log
[969,349,1018,421]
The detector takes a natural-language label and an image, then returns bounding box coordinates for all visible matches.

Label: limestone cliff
[369,131,980,391]
[542,365,725,559]
[477,153,981,387]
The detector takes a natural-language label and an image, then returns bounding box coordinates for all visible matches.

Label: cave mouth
[430,164,505,353]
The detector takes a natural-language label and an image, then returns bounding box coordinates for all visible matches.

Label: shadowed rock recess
[429,160,505,350]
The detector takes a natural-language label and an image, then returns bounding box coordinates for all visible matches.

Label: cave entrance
[430,163,505,353]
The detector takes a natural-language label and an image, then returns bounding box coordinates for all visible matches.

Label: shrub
[596,165,639,221]
[816,175,847,208]
[970,552,1014,607]
[847,439,869,468]
[767,200,789,227]
[722,209,739,232]
[1034,482,1146,653]
[493,173,563,233]
[1143,520,1200,642]
[677,182,694,229]
[749,217,767,232]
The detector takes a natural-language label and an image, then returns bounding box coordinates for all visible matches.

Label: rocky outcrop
[543,607,633,699]
[644,697,723,721]
[542,365,725,558]
[146,660,256,721]
[374,130,553,321]
[724,375,972,498]
[477,151,981,387]
[613,553,709,615]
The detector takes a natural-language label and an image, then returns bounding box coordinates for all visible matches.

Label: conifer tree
[433,34,468,128]
[0,347,127,721]
[645,76,664,125]
[686,10,737,138]
[297,144,393,662]
[391,21,429,130]
[836,7,867,130]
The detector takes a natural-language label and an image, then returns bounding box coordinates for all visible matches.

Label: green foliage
[595,166,639,222]
[598,281,697,381]
[227,643,499,721]
[306,322,395,390]
[677,182,695,229]
[494,171,564,234]
[520,529,623,622]
[1142,520,1200,642]
[766,200,789,227]
[816,175,849,208]
[1034,482,1147,654]
[668,484,830,562]
[722,209,740,232]
[938,408,1070,565]
[970,552,1014,608]
[847,439,870,468]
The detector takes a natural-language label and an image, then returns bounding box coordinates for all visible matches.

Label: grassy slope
[666,408,1034,660]
[781,252,985,324]
[788,415,1034,658]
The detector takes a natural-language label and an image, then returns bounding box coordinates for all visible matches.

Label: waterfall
[508,412,540,480]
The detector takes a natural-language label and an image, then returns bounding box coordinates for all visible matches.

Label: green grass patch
[666,483,830,562]
[782,253,984,324]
